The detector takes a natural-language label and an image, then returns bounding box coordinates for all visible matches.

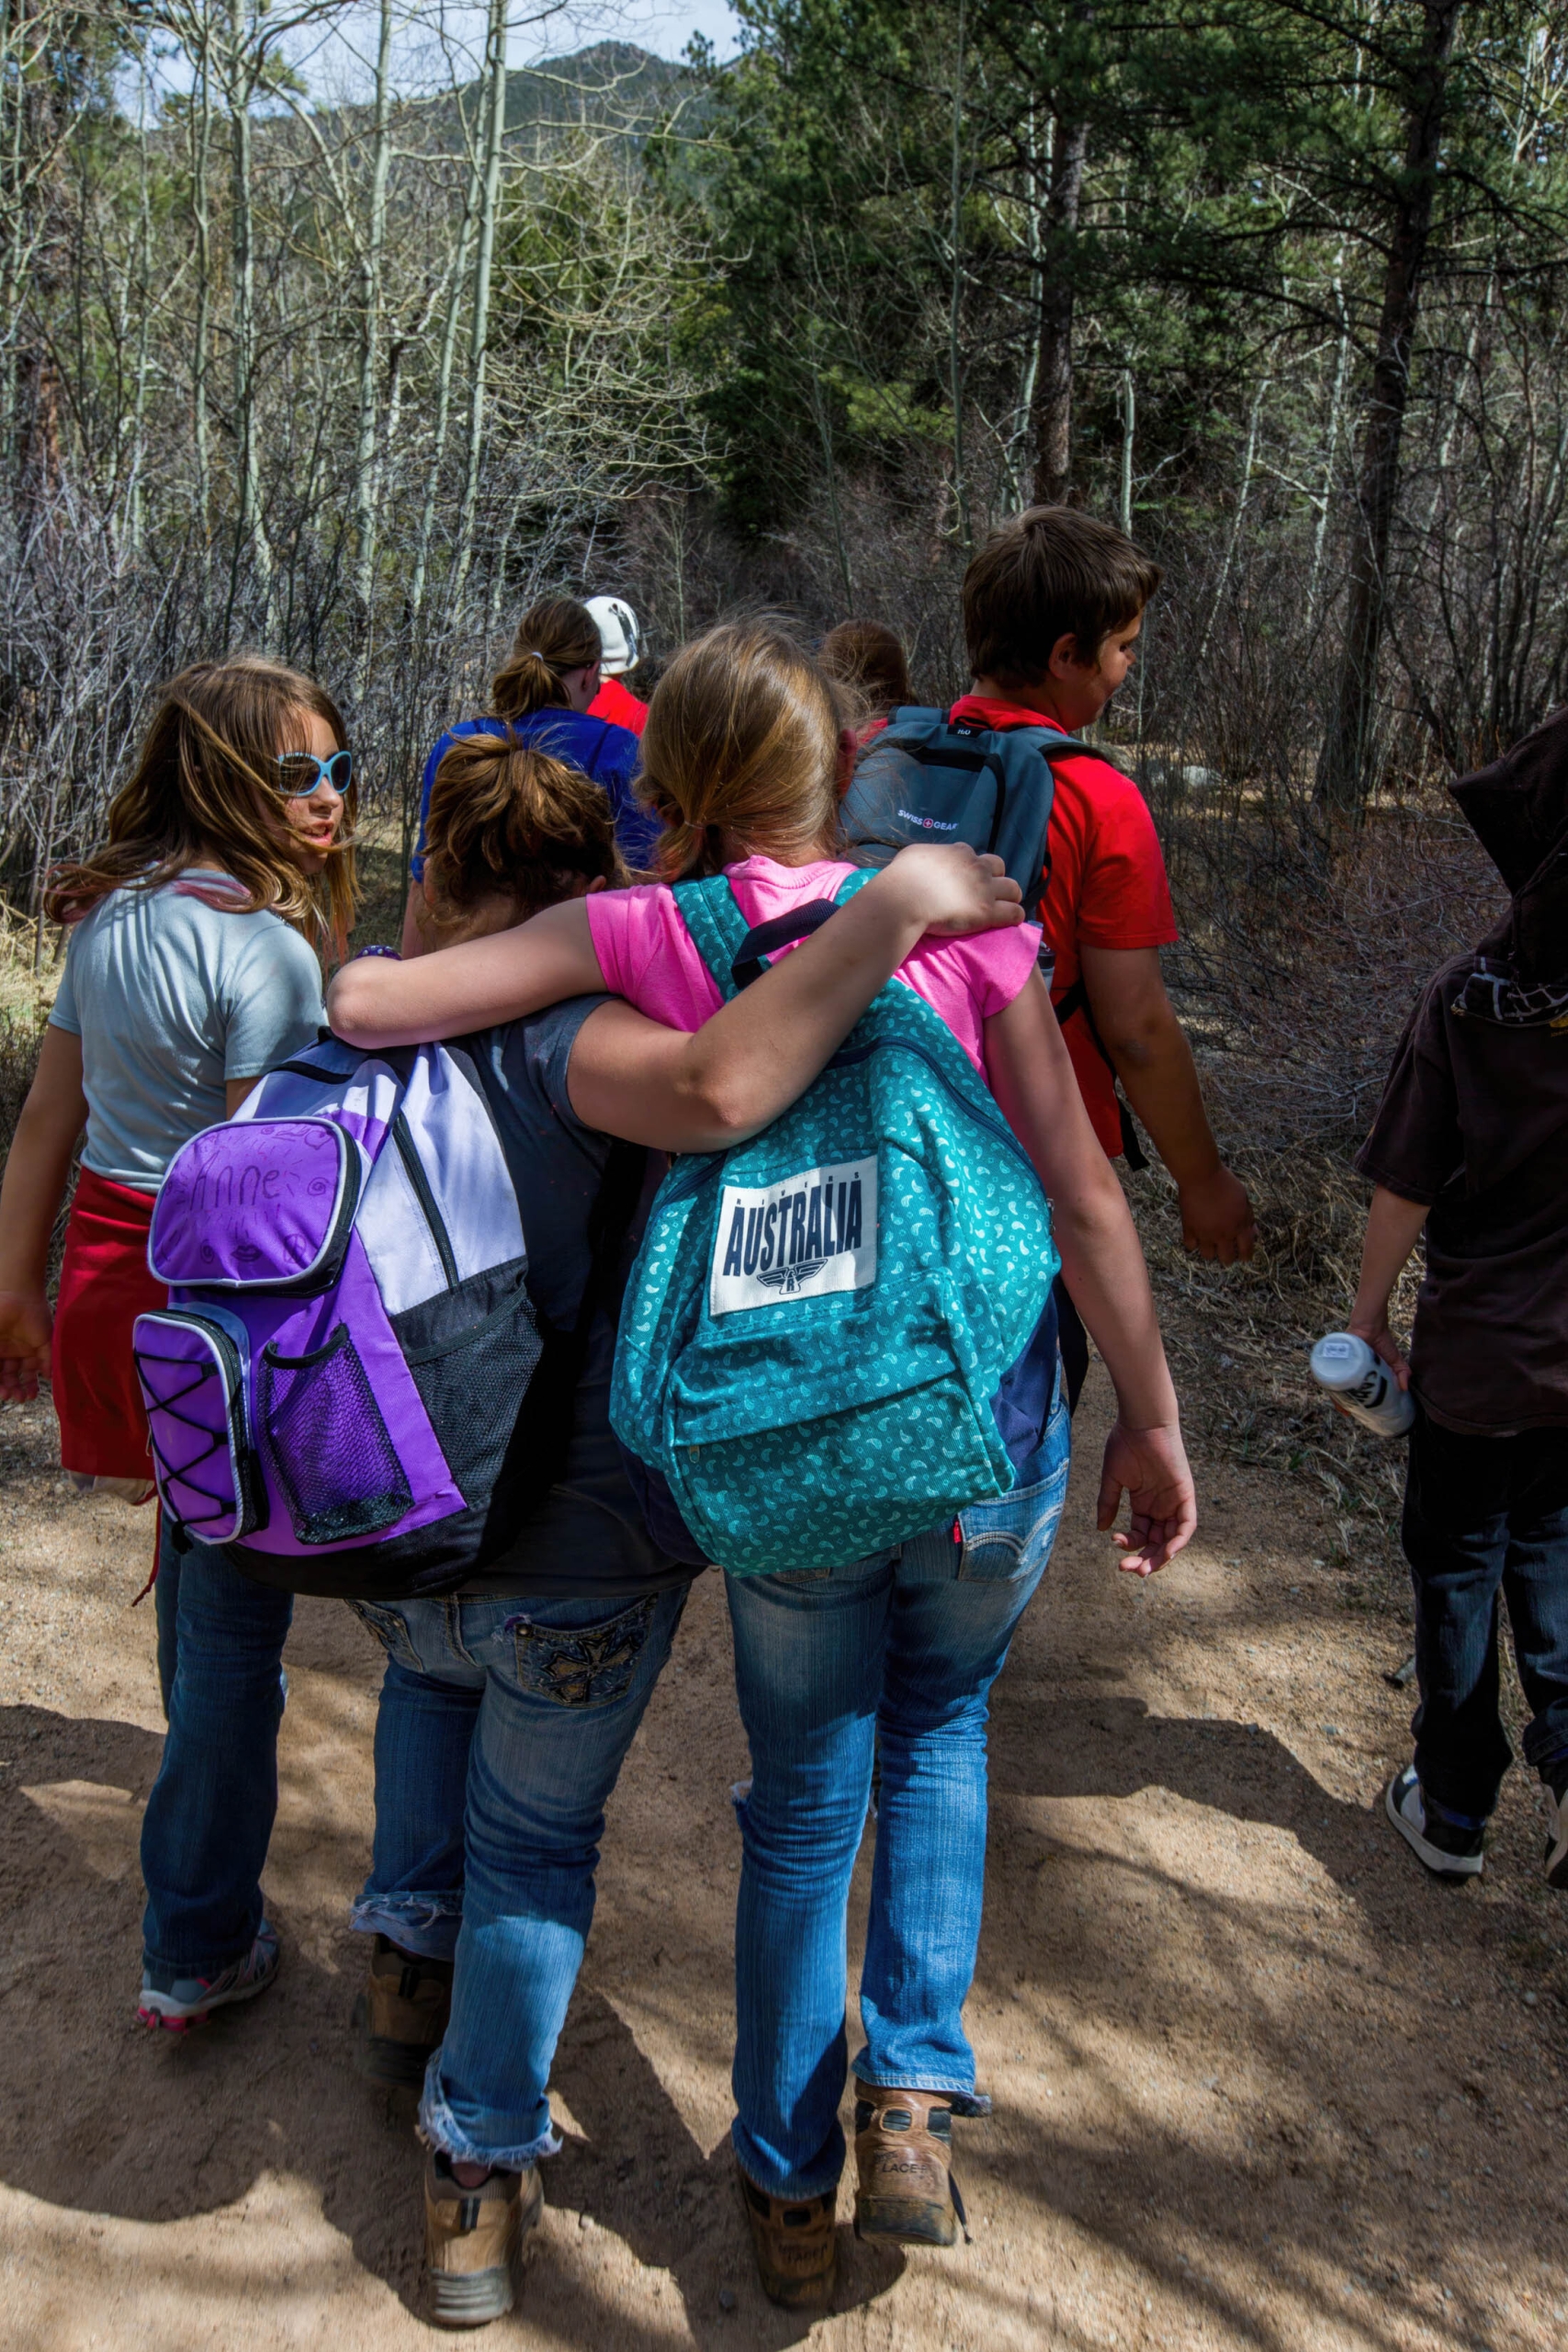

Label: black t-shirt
[1356,955,1568,1434]
[456,996,696,1597]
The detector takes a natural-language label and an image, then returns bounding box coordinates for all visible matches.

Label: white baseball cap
[585,594,640,676]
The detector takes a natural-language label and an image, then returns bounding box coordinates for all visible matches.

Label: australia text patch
[708,1156,877,1316]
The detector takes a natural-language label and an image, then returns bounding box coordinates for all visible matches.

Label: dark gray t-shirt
[456,996,694,1599]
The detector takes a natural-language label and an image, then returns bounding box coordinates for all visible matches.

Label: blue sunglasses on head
[274,748,353,799]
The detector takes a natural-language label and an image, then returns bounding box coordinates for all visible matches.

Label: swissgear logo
[897,808,959,831]
[708,1156,877,1316]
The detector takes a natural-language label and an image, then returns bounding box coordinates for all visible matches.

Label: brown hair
[490,594,603,721]
[420,729,628,937]
[819,619,912,718]
[44,656,356,956]
[639,622,843,883]
[963,505,1161,686]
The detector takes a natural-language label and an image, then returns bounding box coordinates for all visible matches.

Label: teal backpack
[609,871,1059,1576]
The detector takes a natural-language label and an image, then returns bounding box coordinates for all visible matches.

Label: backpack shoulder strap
[677,869,877,996]
[672,875,750,1003]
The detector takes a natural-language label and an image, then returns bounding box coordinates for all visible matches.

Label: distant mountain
[400,40,694,155]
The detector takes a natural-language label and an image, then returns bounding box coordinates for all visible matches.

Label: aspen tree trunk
[1031,111,1088,505]
[1317,0,1463,810]
[1005,107,1050,508]
[190,16,214,548]
[1308,257,1351,625]
[129,61,154,549]
[352,0,393,618]
[409,181,478,620]
[454,0,509,603]
[1119,367,1135,536]
[227,6,273,626]
[1198,372,1270,666]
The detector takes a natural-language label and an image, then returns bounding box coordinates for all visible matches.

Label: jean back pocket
[508,1594,659,1709]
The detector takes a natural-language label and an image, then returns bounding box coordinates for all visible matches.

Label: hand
[1096,1419,1196,1577]
[1347,1309,1411,1392]
[877,844,1024,937]
[0,1289,53,1404]
[1178,1163,1257,1264]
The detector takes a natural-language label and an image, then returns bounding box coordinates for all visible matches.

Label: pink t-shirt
[585,856,1042,1078]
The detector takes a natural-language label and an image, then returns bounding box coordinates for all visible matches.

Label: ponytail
[420,729,628,936]
[640,621,845,883]
[490,594,603,721]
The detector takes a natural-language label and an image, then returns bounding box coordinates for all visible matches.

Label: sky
[324,0,743,94]
[137,2,742,114]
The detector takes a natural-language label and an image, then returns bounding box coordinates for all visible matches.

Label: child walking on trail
[400,594,652,956]
[847,504,1255,1405]
[330,620,1196,2315]
[352,728,1018,2325]
[0,655,355,2030]
[1347,707,1568,1888]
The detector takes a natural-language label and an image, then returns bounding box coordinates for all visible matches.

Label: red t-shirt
[947,695,1178,1156]
[589,675,649,736]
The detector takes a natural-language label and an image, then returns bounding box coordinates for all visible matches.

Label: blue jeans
[141,1523,293,1975]
[349,1583,690,2169]
[1404,1405,1568,1817]
[725,1393,1070,2199]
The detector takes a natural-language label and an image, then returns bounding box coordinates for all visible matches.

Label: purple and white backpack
[132,1035,617,1600]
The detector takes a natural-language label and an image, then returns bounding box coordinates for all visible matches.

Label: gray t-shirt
[50,874,325,1191]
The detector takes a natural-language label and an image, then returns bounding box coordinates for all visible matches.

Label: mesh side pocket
[260,1324,412,1544]
[399,1266,544,1505]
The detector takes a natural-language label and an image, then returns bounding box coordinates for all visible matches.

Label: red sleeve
[1056,754,1177,951]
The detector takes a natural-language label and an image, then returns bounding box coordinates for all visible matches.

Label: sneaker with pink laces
[137,1921,281,2030]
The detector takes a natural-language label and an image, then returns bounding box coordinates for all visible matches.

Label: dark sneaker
[1385,1765,1485,1881]
[351,1935,454,2087]
[1542,1772,1568,1890]
[423,2152,542,2328]
[852,2080,967,2248]
[736,2157,838,2310]
[138,1921,281,2031]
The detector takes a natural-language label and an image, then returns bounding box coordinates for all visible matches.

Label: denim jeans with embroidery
[348,1582,690,2168]
[724,1389,1070,2199]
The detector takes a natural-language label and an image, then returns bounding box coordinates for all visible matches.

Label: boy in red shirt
[955,506,1254,1274]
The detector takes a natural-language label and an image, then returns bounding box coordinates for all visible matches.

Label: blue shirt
[410,711,659,880]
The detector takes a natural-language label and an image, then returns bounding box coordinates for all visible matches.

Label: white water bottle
[1310,1332,1415,1438]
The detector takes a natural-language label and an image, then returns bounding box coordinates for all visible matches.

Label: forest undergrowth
[1132,786,1501,1610]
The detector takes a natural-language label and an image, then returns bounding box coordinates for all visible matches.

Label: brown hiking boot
[351,1935,453,2088]
[736,2156,839,2310]
[423,2152,542,2327]
[852,2080,966,2247]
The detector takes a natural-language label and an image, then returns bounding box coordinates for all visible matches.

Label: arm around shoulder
[328,897,606,1046]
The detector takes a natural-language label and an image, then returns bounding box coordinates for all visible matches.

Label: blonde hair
[44,656,356,957]
[490,594,603,721]
[640,621,843,882]
[420,729,628,938]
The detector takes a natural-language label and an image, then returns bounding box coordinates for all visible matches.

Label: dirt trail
[1,1363,1565,2351]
